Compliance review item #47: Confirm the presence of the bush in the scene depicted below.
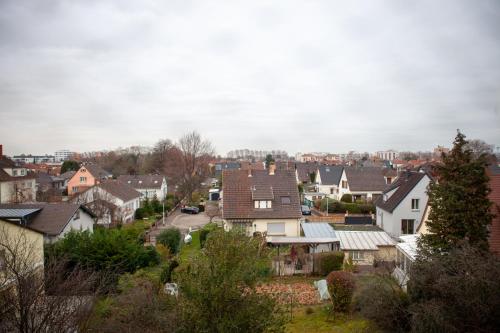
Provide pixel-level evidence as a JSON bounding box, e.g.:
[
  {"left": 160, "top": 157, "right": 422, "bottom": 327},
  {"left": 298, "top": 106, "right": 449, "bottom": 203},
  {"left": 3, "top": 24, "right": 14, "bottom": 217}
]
[
  {"left": 134, "top": 207, "right": 147, "bottom": 220},
  {"left": 160, "top": 259, "right": 179, "bottom": 284},
  {"left": 340, "top": 194, "right": 352, "bottom": 203},
  {"left": 319, "top": 199, "right": 375, "bottom": 214},
  {"left": 326, "top": 271, "right": 355, "bottom": 313},
  {"left": 315, "top": 251, "right": 344, "bottom": 275},
  {"left": 199, "top": 223, "right": 218, "bottom": 248},
  {"left": 156, "top": 228, "right": 181, "bottom": 254},
  {"left": 354, "top": 275, "right": 410, "bottom": 332}
]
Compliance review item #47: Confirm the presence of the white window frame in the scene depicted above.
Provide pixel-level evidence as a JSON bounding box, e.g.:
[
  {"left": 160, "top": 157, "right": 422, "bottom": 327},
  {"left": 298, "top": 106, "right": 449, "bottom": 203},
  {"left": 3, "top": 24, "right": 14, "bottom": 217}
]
[
  {"left": 401, "top": 219, "right": 415, "bottom": 235},
  {"left": 411, "top": 198, "right": 420, "bottom": 211},
  {"left": 349, "top": 251, "right": 364, "bottom": 261}
]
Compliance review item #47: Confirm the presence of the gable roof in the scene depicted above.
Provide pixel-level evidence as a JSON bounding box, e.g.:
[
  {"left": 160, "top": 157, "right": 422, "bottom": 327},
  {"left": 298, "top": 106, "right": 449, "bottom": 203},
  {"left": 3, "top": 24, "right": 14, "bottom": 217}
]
[
  {"left": 82, "top": 164, "right": 111, "bottom": 179},
  {"left": 0, "top": 156, "right": 36, "bottom": 182},
  {"left": 98, "top": 180, "right": 141, "bottom": 202},
  {"left": 117, "top": 175, "right": 165, "bottom": 189},
  {"left": 344, "top": 167, "right": 388, "bottom": 192},
  {"left": 296, "top": 163, "right": 318, "bottom": 182},
  {"left": 222, "top": 169, "right": 302, "bottom": 220},
  {"left": 335, "top": 230, "right": 396, "bottom": 250},
  {"left": 0, "top": 203, "right": 94, "bottom": 236},
  {"left": 317, "top": 165, "right": 344, "bottom": 185},
  {"left": 59, "top": 170, "right": 76, "bottom": 180},
  {"left": 375, "top": 171, "right": 428, "bottom": 213}
]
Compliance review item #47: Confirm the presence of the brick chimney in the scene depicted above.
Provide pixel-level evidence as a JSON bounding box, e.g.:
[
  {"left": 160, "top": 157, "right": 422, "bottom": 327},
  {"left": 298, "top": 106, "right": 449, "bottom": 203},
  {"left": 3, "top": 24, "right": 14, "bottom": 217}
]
[
  {"left": 248, "top": 169, "right": 252, "bottom": 177},
  {"left": 0, "top": 144, "right": 3, "bottom": 157},
  {"left": 269, "top": 163, "right": 276, "bottom": 175}
]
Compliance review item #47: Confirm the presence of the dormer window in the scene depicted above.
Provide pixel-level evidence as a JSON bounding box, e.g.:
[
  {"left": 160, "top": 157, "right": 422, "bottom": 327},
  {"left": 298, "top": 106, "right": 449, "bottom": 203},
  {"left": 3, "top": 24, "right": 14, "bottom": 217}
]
[
  {"left": 254, "top": 200, "right": 272, "bottom": 209},
  {"left": 128, "top": 181, "right": 131, "bottom": 183},
  {"left": 138, "top": 180, "right": 142, "bottom": 184},
  {"left": 154, "top": 180, "right": 158, "bottom": 184}
]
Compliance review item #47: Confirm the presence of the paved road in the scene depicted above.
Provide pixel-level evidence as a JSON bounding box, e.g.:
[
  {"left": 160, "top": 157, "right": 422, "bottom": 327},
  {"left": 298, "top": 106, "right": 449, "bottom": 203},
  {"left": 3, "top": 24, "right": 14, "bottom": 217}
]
[{"left": 147, "top": 208, "right": 211, "bottom": 245}]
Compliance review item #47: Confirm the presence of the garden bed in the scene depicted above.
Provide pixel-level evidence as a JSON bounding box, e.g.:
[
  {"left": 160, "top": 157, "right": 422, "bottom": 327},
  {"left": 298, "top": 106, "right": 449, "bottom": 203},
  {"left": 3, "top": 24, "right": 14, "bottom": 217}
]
[{"left": 256, "top": 281, "right": 321, "bottom": 305}]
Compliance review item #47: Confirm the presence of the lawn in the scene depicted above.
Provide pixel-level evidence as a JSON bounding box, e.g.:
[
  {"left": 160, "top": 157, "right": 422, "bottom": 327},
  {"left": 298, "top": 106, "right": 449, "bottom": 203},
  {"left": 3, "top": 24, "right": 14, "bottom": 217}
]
[
  {"left": 286, "top": 305, "right": 378, "bottom": 333},
  {"left": 179, "top": 230, "right": 201, "bottom": 262}
]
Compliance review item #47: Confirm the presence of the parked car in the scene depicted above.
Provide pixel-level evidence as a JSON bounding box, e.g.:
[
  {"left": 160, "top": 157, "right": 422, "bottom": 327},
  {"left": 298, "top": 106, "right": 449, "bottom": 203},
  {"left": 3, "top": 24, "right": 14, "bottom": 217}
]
[
  {"left": 301, "top": 205, "right": 311, "bottom": 215},
  {"left": 181, "top": 206, "right": 200, "bottom": 214}
]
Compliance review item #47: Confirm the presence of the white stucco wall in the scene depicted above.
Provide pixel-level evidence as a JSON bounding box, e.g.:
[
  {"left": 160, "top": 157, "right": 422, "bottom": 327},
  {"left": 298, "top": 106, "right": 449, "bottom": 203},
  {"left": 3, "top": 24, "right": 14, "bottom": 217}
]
[
  {"left": 376, "top": 175, "right": 431, "bottom": 238},
  {"left": 225, "top": 218, "right": 301, "bottom": 237},
  {"left": 46, "top": 208, "right": 94, "bottom": 243}
]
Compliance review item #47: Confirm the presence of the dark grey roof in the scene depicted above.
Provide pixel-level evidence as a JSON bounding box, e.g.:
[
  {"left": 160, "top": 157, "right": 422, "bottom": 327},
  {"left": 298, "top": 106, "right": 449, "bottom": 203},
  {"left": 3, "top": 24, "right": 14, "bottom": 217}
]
[
  {"left": 98, "top": 180, "right": 141, "bottom": 202},
  {"left": 117, "top": 175, "right": 165, "bottom": 189},
  {"left": 83, "top": 164, "right": 112, "bottom": 179},
  {"left": 59, "top": 170, "right": 76, "bottom": 180},
  {"left": 317, "top": 165, "right": 344, "bottom": 185},
  {"left": 376, "top": 171, "right": 428, "bottom": 213}
]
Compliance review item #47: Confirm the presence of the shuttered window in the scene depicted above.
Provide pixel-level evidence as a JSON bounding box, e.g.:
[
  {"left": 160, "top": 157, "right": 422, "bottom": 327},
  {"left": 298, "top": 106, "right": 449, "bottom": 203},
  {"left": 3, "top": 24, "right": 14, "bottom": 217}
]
[{"left": 267, "top": 223, "right": 285, "bottom": 235}]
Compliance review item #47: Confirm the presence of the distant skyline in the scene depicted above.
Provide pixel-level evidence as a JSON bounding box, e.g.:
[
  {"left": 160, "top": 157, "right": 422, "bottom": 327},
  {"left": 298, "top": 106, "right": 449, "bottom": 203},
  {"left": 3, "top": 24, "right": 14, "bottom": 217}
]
[{"left": 1, "top": 0, "right": 499, "bottom": 156}]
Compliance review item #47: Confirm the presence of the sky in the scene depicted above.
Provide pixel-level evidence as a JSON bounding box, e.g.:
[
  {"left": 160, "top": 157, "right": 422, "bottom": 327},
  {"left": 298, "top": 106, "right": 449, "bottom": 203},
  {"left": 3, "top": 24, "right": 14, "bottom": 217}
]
[{"left": 1, "top": 0, "right": 499, "bottom": 156}]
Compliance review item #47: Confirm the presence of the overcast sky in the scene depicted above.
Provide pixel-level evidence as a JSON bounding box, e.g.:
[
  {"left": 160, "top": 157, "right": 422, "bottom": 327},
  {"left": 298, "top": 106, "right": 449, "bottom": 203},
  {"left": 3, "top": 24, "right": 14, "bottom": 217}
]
[{"left": 1, "top": 0, "right": 499, "bottom": 156}]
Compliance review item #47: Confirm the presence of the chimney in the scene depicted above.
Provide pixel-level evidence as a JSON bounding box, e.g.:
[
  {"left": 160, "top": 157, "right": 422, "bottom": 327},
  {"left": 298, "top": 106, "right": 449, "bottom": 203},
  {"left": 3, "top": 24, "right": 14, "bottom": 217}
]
[
  {"left": 0, "top": 144, "right": 2, "bottom": 157},
  {"left": 248, "top": 169, "right": 252, "bottom": 177},
  {"left": 269, "top": 163, "right": 276, "bottom": 176}
]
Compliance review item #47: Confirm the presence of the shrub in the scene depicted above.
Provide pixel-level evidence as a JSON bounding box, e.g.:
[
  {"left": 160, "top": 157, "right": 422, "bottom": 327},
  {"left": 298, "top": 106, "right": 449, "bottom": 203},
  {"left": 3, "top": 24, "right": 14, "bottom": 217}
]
[
  {"left": 199, "top": 223, "right": 218, "bottom": 248},
  {"left": 326, "top": 271, "right": 355, "bottom": 313},
  {"left": 134, "top": 207, "right": 147, "bottom": 220},
  {"left": 160, "top": 259, "right": 179, "bottom": 284},
  {"left": 156, "top": 228, "right": 181, "bottom": 254},
  {"left": 354, "top": 275, "right": 410, "bottom": 332},
  {"left": 315, "top": 251, "right": 344, "bottom": 275},
  {"left": 340, "top": 194, "right": 353, "bottom": 203}
]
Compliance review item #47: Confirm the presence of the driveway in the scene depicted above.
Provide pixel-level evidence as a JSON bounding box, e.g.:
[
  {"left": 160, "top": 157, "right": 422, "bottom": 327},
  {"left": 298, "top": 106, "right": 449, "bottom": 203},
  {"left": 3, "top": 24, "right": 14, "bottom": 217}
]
[{"left": 147, "top": 208, "right": 211, "bottom": 245}]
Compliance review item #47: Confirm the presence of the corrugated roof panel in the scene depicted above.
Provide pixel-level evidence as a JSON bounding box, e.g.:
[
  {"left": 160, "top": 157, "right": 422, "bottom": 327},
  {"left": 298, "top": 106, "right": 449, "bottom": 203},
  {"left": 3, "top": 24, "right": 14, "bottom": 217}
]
[
  {"left": 0, "top": 208, "right": 41, "bottom": 218},
  {"left": 301, "top": 222, "right": 336, "bottom": 239},
  {"left": 336, "top": 231, "right": 396, "bottom": 250}
]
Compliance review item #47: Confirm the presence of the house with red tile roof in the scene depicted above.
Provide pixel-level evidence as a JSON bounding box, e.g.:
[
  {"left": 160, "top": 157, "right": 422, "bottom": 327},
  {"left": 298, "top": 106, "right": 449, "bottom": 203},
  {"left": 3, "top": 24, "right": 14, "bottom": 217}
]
[
  {"left": 67, "top": 164, "right": 112, "bottom": 196},
  {"left": 487, "top": 163, "right": 500, "bottom": 256},
  {"left": 221, "top": 165, "right": 302, "bottom": 237}
]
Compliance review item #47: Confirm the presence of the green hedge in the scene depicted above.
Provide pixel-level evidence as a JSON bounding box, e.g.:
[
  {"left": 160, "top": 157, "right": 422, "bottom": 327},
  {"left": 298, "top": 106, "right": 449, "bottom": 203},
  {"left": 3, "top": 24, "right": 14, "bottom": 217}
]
[
  {"left": 320, "top": 199, "right": 375, "bottom": 214},
  {"left": 314, "top": 251, "right": 345, "bottom": 276}
]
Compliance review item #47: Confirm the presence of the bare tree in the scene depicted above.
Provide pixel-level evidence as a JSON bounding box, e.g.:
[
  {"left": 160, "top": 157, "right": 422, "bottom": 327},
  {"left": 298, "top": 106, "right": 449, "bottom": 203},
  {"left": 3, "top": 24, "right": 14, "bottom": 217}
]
[
  {"left": 465, "top": 139, "right": 494, "bottom": 158},
  {"left": 71, "top": 187, "right": 119, "bottom": 226},
  {"left": 173, "top": 131, "right": 215, "bottom": 201},
  {"left": 0, "top": 225, "right": 100, "bottom": 333},
  {"left": 205, "top": 203, "right": 221, "bottom": 223}
]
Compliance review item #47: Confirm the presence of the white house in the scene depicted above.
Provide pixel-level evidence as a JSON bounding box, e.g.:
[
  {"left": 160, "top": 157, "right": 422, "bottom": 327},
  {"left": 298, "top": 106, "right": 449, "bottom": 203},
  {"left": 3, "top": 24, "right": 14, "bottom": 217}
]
[
  {"left": 0, "top": 148, "right": 37, "bottom": 203},
  {"left": 0, "top": 203, "right": 95, "bottom": 243},
  {"left": 375, "top": 171, "right": 432, "bottom": 238},
  {"left": 315, "top": 165, "right": 344, "bottom": 199},
  {"left": 222, "top": 166, "right": 303, "bottom": 237},
  {"left": 73, "top": 180, "right": 141, "bottom": 224},
  {"left": 117, "top": 175, "right": 167, "bottom": 201},
  {"left": 342, "top": 167, "right": 396, "bottom": 202}
]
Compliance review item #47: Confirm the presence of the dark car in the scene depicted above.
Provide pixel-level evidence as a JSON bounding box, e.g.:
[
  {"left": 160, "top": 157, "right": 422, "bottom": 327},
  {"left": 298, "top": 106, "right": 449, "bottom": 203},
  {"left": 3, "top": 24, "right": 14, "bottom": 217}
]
[
  {"left": 301, "top": 205, "right": 311, "bottom": 215},
  {"left": 181, "top": 206, "right": 200, "bottom": 214}
]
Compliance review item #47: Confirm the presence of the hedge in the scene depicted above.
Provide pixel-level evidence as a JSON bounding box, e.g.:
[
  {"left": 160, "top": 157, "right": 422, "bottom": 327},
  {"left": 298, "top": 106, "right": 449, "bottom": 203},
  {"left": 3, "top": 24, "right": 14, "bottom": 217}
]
[{"left": 314, "top": 251, "right": 345, "bottom": 275}]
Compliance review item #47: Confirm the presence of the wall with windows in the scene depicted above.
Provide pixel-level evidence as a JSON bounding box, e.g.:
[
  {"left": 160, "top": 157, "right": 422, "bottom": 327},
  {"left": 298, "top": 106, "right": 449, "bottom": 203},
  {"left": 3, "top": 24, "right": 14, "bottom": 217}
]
[
  {"left": 342, "top": 246, "right": 396, "bottom": 266},
  {"left": 67, "top": 167, "right": 96, "bottom": 196},
  {"left": 376, "top": 175, "right": 430, "bottom": 238},
  {"left": 224, "top": 218, "right": 301, "bottom": 237}
]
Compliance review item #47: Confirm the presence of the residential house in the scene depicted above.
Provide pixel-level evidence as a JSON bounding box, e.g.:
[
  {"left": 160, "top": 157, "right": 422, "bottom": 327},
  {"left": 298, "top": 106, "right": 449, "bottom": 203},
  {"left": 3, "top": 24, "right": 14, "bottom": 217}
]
[
  {"left": 295, "top": 162, "right": 318, "bottom": 184},
  {"left": 214, "top": 162, "right": 241, "bottom": 177},
  {"left": 222, "top": 165, "right": 303, "bottom": 237},
  {"left": 315, "top": 165, "right": 344, "bottom": 199},
  {"left": 0, "top": 146, "right": 37, "bottom": 203},
  {"left": 36, "top": 173, "right": 65, "bottom": 193},
  {"left": 67, "top": 164, "right": 112, "bottom": 196},
  {"left": 73, "top": 180, "right": 141, "bottom": 224},
  {"left": 0, "top": 203, "right": 95, "bottom": 243},
  {"left": 117, "top": 175, "right": 167, "bottom": 201},
  {"left": 59, "top": 170, "right": 76, "bottom": 189},
  {"left": 0, "top": 218, "right": 45, "bottom": 288},
  {"left": 341, "top": 166, "right": 396, "bottom": 202},
  {"left": 487, "top": 163, "right": 500, "bottom": 256},
  {"left": 375, "top": 171, "right": 432, "bottom": 238}
]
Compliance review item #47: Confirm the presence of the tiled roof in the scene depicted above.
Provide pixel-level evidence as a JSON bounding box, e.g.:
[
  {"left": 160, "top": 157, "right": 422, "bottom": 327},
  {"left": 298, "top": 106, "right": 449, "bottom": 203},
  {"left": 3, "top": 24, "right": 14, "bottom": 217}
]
[
  {"left": 0, "top": 203, "right": 93, "bottom": 236},
  {"left": 335, "top": 230, "right": 396, "bottom": 250},
  {"left": 117, "top": 175, "right": 165, "bottom": 189},
  {"left": 222, "top": 169, "right": 302, "bottom": 220},
  {"left": 376, "top": 171, "right": 427, "bottom": 213},
  {"left": 318, "top": 165, "right": 344, "bottom": 186},
  {"left": 296, "top": 163, "right": 318, "bottom": 182},
  {"left": 98, "top": 180, "right": 141, "bottom": 202},
  {"left": 345, "top": 166, "right": 388, "bottom": 191},
  {"left": 0, "top": 156, "right": 37, "bottom": 182},
  {"left": 59, "top": 170, "right": 76, "bottom": 180},
  {"left": 0, "top": 156, "right": 17, "bottom": 168},
  {"left": 83, "top": 164, "right": 112, "bottom": 179}
]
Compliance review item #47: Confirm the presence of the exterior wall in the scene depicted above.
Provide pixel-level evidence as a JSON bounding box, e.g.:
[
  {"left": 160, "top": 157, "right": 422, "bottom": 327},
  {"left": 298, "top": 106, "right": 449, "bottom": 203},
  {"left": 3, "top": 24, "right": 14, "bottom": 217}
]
[
  {"left": 225, "top": 218, "right": 301, "bottom": 237},
  {"left": 376, "top": 175, "right": 431, "bottom": 238},
  {"left": 0, "top": 220, "right": 44, "bottom": 282},
  {"left": 68, "top": 167, "right": 97, "bottom": 196},
  {"left": 0, "top": 179, "right": 37, "bottom": 203},
  {"left": 342, "top": 246, "right": 396, "bottom": 266},
  {"left": 338, "top": 170, "right": 349, "bottom": 200},
  {"left": 488, "top": 172, "right": 500, "bottom": 256},
  {"left": 121, "top": 198, "right": 140, "bottom": 223}
]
